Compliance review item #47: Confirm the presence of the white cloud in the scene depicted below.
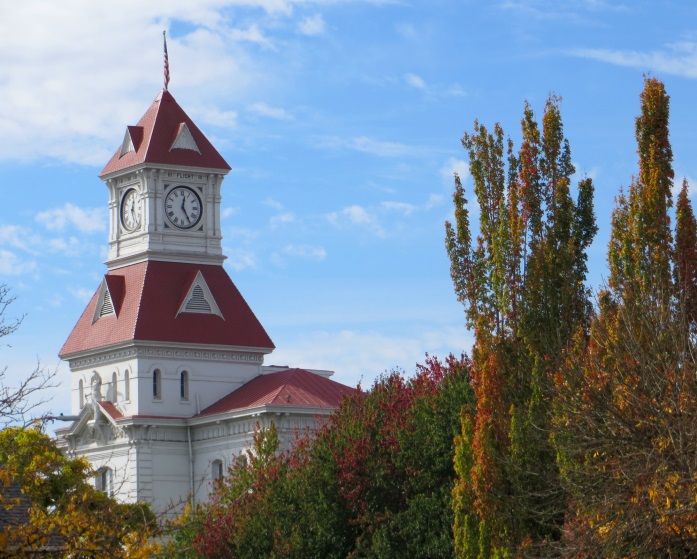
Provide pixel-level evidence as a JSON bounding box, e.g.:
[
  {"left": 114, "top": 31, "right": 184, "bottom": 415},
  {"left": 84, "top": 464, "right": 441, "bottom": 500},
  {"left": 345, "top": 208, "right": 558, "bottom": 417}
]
[
  {"left": 228, "top": 23, "right": 274, "bottom": 48},
  {"left": 284, "top": 244, "right": 327, "bottom": 261},
  {"left": 381, "top": 201, "right": 417, "bottom": 216},
  {"left": 69, "top": 287, "right": 95, "bottom": 303},
  {"left": 0, "top": 225, "right": 41, "bottom": 253},
  {"left": 263, "top": 198, "right": 284, "bottom": 211},
  {"left": 35, "top": 203, "right": 106, "bottom": 233},
  {"left": 226, "top": 249, "right": 257, "bottom": 271},
  {"left": 298, "top": 14, "right": 326, "bottom": 36},
  {"left": 327, "top": 205, "right": 384, "bottom": 237},
  {"left": 0, "top": 249, "right": 37, "bottom": 276},
  {"left": 571, "top": 42, "right": 697, "bottom": 79},
  {"left": 439, "top": 157, "right": 469, "bottom": 185},
  {"left": 318, "top": 136, "right": 427, "bottom": 158},
  {"left": 270, "top": 212, "right": 296, "bottom": 227},
  {"left": 426, "top": 193, "right": 445, "bottom": 209},
  {"left": 404, "top": 72, "right": 427, "bottom": 90},
  {"left": 222, "top": 207, "right": 239, "bottom": 219},
  {"left": 193, "top": 106, "right": 239, "bottom": 129},
  {"left": 248, "top": 102, "right": 293, "bottom": 120},
  {"left": 47, "top": 236, "right": 83, "bottom": 256},
  {"left": 269, "top": 326, "right": 474, "bottom": 387}
]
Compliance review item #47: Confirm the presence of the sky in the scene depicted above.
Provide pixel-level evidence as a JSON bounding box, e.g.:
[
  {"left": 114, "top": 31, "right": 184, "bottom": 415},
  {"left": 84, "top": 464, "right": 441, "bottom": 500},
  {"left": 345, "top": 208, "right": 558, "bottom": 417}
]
[{"left": 2, "top": 0, "right": 697, "bottom": 420}]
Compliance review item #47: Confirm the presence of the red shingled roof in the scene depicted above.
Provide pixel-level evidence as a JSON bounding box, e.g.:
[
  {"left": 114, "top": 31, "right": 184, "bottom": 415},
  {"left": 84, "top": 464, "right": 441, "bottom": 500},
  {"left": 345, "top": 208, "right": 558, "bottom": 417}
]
[
  {"left": 99, "top": 90, "right": 230, "bottom": 177},
  {"left": 60, "top": 261, "right": 274, "bottom": 357},
  {"left": 198, "top": 368, "right": 354, "bottom": 416},
  {"left": 98, "top": 401, "right": 124, "bottom": 420}
]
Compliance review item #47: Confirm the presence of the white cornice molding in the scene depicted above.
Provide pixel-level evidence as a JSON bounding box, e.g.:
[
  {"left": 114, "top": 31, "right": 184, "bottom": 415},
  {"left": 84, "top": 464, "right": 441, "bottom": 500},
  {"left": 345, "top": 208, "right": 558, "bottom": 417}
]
[
  {"left": 64, "top": 340, "right": 272, "bottom": 370},
  {"left": 101, "top": 163, "right": 230, "bottom": 182}
]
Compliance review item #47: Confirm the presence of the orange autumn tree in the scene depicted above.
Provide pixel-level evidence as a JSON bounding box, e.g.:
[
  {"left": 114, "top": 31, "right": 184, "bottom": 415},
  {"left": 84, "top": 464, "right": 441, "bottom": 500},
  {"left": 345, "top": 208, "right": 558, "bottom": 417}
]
[
  {"left": 553, "top": 77, "right": 697, "bottom": 556},
  {"left": 0, "top": 427, "right": 159, "bottom": 559},
  {"left": 446, "top": 96, "right": 596, "bottom": 557}
]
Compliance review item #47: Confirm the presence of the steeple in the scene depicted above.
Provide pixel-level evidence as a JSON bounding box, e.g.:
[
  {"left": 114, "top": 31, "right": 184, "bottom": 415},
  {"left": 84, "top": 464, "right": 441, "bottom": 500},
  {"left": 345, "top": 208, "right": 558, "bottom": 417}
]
[{"left": 100, "top": 90, "right": 231, "bottom": 269}]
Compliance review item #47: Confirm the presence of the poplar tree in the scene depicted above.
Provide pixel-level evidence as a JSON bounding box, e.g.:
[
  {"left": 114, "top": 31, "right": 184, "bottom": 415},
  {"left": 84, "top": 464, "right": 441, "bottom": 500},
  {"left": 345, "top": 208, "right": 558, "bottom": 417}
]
[
  {"left": 553, "top": 77, "right": 697, "bottom": 556},
  {"left": 446, "top": 96, "right": 596, "bottom": 557}
]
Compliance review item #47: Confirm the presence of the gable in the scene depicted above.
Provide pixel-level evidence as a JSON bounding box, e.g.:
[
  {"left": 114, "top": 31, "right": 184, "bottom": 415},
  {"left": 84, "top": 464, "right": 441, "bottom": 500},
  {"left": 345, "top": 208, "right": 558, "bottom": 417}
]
[
  {"left": 170, "top": 122, "right": 201, "bottom": 153},
  {"left": 177, "top": 270, "right": 224, "bottom": 319}
]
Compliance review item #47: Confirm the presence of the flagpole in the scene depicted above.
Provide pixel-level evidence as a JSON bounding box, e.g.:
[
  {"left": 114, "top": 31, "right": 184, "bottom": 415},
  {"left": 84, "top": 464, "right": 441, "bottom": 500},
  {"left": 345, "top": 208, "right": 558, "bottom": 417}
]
[{"left": 163, "top": 30, "right": 170, "bottom": 91}]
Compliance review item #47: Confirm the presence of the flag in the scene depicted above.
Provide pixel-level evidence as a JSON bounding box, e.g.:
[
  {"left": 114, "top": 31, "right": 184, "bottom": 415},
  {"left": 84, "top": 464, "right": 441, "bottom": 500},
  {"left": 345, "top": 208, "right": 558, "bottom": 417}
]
[{"left": 163, "top": 30, "right": 170, "bottom": 91}]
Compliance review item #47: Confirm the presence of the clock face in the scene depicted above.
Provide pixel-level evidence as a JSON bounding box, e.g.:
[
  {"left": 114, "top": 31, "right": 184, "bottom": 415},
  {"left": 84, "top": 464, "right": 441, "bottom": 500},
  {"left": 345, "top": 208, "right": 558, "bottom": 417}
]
[
  {"left": 165, "top": 186, "right": 202, "bottom": 230},
  {"left": 120, "top": 188, "right": 142, "bottom": 232}
]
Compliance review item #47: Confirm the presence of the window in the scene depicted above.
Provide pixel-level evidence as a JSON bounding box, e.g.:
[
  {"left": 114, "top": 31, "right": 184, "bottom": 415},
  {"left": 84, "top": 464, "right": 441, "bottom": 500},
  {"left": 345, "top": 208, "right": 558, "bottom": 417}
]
[
  {"left": 153, "top": 369, "right": 161, "bottom": 399},
  {"left": 212, "top": 459, "right": 223, "bottom": 481},
  {"left": 180, "top": 370, "right": 189, "bottom": 401},
  {"left": 79, "top": 379, "right": 84, "bottom": 409},
  {"left": 96, "top": 467, "right": 113, "bottom": 496},
  {"left": 124, "top": 370, "right": 130, "bottom": 401},
  {"left": 111, "top": 372, "right": 118, "bottom": 402}
]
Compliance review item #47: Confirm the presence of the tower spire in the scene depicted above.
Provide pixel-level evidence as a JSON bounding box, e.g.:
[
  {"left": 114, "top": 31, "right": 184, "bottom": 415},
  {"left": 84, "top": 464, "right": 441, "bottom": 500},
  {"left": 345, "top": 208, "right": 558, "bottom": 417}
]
[{"left": 163, "top": 30, "right": 170, "bottom": 91}]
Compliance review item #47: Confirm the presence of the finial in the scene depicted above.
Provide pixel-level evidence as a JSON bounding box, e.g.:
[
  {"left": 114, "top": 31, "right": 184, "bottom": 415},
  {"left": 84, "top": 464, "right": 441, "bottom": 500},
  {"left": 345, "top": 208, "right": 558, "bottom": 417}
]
[{"left": 163, "top": 30, "right": 170, "bottom": 91}]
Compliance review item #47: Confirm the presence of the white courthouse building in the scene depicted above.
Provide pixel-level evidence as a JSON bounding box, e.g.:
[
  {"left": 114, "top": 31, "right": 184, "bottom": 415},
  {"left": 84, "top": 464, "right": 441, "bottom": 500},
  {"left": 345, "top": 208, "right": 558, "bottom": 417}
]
[{"left": 55, "top": 87, "right": 351, "bottom": 511}]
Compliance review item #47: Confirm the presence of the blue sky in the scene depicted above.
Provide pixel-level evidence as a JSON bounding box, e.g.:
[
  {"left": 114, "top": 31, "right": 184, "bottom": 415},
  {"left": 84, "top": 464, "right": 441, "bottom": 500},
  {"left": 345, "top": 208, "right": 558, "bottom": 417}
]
[{"left": 2, "top": 0, "right": 697, "bottom": 418}]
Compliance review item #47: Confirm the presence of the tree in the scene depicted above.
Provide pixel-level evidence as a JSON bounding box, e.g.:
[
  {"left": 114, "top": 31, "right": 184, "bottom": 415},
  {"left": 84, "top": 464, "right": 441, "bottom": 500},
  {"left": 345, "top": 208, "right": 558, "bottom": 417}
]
[
  {"left": 552, "top": 77, "right": 697, "bottom": 556},
  {"left": 446, "top": 96, "right": 597, "bottom": 557},
  {"left": 0, "top": 285, "right": 58, "bottom": 428},
  {"left": 163, "top": 354, "right": 474, "bottom": 559},
  {"left": 0, "top": 427, "right": 159, "bottom": 558}
]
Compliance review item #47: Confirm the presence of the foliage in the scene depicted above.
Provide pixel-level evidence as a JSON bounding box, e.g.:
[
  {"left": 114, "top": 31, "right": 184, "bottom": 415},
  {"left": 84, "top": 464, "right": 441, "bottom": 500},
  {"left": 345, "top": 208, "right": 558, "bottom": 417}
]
[
  {"left": 0, "top": 426, "right": 159, "bottom": 558},
  {"left": 552, "top": 77, "right": 697, "bottom": 556},
  {"left": 162, "top": 354, "right": 473, "bottom": 559},
  {"left": 446, "top": 95, "right": 596, "bottom": 557}
]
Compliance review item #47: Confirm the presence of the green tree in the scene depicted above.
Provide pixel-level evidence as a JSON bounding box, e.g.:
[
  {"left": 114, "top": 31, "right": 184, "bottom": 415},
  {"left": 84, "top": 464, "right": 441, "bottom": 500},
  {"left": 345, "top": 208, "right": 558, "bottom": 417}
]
[
  {"left": 164, "top": 355, "right": 473, "bottom": 559},
  {"left": 553, "top": 77, "right": 697, "bottom": 556},
  {"left": 446, "top": 96, "right": 597, "bottom": 557}
]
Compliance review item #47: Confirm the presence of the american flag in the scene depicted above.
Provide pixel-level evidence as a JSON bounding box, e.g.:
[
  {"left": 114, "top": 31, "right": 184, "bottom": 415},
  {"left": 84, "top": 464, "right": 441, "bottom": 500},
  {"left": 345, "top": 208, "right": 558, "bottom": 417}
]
[{"left": 163, "top": 30, "right": 170, "bottom": 91}]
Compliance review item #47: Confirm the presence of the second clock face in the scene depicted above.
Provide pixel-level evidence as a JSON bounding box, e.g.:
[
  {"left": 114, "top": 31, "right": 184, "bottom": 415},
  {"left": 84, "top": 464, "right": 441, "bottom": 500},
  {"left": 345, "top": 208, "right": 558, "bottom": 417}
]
[
  {"left": 165, "top": 186, "right": 202, "bottom": 230},
  {"left": 120, "top": 188, "right": 142, "bottom": 232}
]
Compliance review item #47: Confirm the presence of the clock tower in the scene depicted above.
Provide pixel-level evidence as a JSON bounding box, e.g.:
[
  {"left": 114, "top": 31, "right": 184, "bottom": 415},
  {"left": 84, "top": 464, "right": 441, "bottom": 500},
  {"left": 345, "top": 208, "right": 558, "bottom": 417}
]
[
  {"left": 102, "top": 89, "right": 229, "bottom": 269},
  {"left": 56, "top": 85, "right": 352, "bottom": 511}
]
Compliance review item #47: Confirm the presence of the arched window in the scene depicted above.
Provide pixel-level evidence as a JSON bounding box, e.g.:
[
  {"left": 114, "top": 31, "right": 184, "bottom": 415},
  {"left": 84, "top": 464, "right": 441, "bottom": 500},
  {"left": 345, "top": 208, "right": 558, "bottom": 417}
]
[
  {"left": 78, "top": 379, "right": 84, "bottom": 409},
  {"left": 96, "top": 467, "right": 113, "bottom": 496},
  {"left": 180, "top": 370, "right": 189, "bottom": 401},
  {"left": 111, "top": 372, "right": 118, "bottom": 402},
  {"left": 153, "top": 369, "right": 162, "bottom": 399},
  {"left": 212, "top": 459, "right": 223, "bottom": 481},
  {"left": 124, "top": 369, "right": 130, "bottom": 401}
]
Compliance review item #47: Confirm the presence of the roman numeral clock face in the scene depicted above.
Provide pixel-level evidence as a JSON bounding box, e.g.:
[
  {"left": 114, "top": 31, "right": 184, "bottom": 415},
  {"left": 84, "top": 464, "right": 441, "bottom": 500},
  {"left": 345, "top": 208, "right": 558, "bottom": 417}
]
[{"left": 164, "top": 186, "right": 202, "bottom": 230}]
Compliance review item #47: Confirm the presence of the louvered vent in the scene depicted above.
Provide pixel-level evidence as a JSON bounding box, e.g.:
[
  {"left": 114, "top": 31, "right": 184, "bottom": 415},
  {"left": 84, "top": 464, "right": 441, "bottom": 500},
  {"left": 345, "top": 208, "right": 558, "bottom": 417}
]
[
  {"left": 185, "top": 285, "right": 211, "bottom": 313},
  {"left": 100, "top": 290, "right": 115, "bottom": 317}
]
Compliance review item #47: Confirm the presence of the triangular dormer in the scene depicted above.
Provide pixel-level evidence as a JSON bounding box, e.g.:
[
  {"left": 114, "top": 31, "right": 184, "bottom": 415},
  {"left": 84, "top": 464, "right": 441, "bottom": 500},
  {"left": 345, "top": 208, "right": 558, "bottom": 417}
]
[
  {"left": 170, "top": 122, "right": 201, "bottom": 154},
  {"left": 176, "top": 270, "right": 224, "bottom": 319},
  {"left": 119, "top": 126, "right": 144, "bottom": 158},
  {"left": 91, "top": 275, "right": 125, "bottom": 323}
]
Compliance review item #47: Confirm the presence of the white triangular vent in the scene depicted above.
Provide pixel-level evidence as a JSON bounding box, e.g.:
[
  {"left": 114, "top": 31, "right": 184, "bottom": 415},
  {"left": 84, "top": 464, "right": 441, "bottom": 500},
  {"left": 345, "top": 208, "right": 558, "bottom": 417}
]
[
  {"left": 100, "top": 290, "right": 115, "bottom": 317},
  {"left": 185, "top": 285, "right": 211, "bottom": 312},
  {"left": 92, "top": 278, "right": 117, "bottom": 323},
  {"left": 177, "top": 271, "right": 224, "bottom": 319},
  {"left": 120, "top": 129, "right": 135, "bottom": 157},
  {"left": 170, "top": 123, "right": 201, "bottom": 154}
]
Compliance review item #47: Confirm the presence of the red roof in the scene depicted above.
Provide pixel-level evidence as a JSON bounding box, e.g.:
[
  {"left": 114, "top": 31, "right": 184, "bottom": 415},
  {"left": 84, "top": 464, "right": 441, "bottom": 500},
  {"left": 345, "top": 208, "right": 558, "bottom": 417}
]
[
  {"left": 99, "top": 90, "right": 231, "bottom": 177},
  {"left": 98, "top": 401, "right": 124, "bottom": 420},
  {"left": 60, "top": 261, "right": 274, "bottom": 357},
  {"left": 198, "top": 368, "right": 354, "bottom": 416}
]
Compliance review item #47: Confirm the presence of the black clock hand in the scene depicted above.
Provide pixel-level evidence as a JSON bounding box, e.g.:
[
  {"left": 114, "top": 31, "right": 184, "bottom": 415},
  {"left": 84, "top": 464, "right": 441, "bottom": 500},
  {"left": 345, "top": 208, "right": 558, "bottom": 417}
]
[{"left": 181, "top": 194, "right": 191, "bottom": 222}]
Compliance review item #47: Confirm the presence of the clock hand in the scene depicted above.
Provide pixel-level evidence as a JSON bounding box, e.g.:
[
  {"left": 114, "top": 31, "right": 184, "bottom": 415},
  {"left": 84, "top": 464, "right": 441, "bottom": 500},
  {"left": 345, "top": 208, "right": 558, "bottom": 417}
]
[{"left": 181, "top": 194, "right": 191, "bottom": 222}]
